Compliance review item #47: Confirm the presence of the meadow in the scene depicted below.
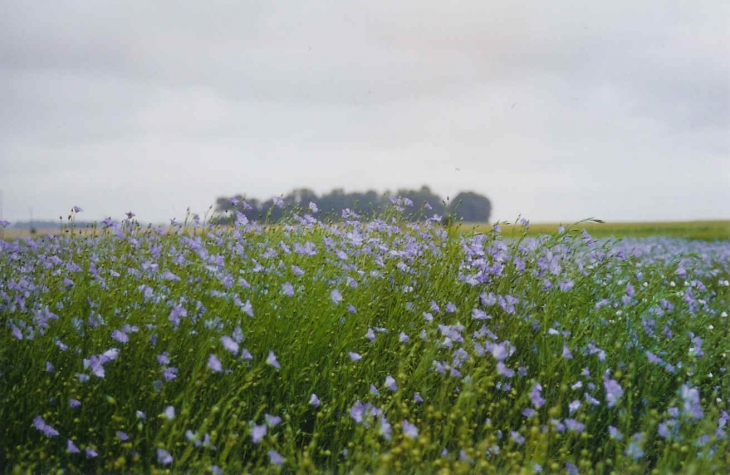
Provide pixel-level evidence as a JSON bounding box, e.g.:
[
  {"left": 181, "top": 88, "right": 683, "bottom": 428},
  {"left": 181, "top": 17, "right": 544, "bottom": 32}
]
[
  {"left": 0, "top": 204, "right": 729, "bottom": 474},
  {"left": 469, "top": 220, "right": 730, "bottom": 242}
]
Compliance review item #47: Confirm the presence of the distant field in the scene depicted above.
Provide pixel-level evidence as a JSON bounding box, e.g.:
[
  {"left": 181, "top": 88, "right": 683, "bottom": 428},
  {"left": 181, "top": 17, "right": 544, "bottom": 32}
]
[
  {"left": 2, "top": 220, "right": 729, "bottom": 241},
  {"left": 465, "top": 220, "right": 730, "bottom": 241}
]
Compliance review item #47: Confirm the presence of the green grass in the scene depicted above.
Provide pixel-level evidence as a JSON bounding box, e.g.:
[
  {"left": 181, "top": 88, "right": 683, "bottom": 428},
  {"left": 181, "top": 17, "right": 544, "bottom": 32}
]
[
  {"left": 1, "top": 213, "right": 729, "bottom": 473},
  {"left": 467, "top": 220, "right": 730, "bottom": 241}
]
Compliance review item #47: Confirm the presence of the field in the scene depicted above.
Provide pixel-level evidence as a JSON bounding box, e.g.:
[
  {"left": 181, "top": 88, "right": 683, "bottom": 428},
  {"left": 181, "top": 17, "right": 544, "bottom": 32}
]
[
  {"left": 4, "top": 219, "right": 730, "bottom": 242},
  {"left": 468, "top": 220, "right": 730, "bottom": 242},
  {"left": 1, "top": 208, "right": 729, "bottom": 473}
]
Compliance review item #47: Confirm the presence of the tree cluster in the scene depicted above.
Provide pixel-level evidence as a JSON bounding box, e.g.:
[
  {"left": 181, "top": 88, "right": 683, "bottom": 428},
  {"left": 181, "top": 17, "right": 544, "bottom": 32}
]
[{"left": 213, "top": 186, "right": 491, "bottom": 224}]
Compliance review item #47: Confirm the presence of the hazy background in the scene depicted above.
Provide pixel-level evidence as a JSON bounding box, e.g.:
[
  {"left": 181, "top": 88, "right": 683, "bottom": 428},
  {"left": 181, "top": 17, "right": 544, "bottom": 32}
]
[{"left": 1, "top": 0, "right": 728, "bottom": 225}]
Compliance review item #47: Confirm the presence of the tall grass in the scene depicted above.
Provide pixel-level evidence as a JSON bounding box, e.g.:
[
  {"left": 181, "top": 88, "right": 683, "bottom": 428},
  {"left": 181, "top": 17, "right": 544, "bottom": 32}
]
[{"left": 1, "top": 205, "right": 728, "bottom": 473}]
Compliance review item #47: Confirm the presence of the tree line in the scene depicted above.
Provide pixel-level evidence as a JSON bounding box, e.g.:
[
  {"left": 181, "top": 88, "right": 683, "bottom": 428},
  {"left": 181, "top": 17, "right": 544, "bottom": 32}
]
[{"left": 213, "top": 186, "right": 491, "bottom": 224}]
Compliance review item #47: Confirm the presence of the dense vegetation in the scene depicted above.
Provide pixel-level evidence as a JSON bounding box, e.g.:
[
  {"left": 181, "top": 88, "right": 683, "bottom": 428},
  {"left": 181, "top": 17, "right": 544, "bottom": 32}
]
[
  {"left": 1, "top": 203, "right": 728, "bottom": 473},
  {"left": 213, "top": 186, "right": 492, "bottom": 224}
]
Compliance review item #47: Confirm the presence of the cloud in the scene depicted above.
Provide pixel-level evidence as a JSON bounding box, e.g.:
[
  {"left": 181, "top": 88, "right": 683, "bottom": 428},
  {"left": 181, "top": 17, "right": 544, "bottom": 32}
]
[{"left": 0, "top": 0, "right": 727, "bottom": 223}]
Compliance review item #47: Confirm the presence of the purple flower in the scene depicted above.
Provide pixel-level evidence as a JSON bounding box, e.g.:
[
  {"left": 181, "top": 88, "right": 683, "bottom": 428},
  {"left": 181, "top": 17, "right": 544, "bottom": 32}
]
[
  {"left": 446, "top": 302, "right": 457, "bottom": 313},
  {"left": 85, "top": 447, "right": 98, "bottom": 458},
  {"left": 350, "top": 401, "right": 365, "bottom": 422},
  {"left": 72, "top": 206, "right": 83, "bottom": 213},
  {"left": 489, "top": 341, "right": 513, "bottom": 361},
  {"left": 208, "top": 354, "right": 222, "bottom": 372},
  {"left": 157, "top": 352, "right": 171, "bottom": 365},
  {"left": 265, "top": 414, "right": 281, "bottom": 427},
  {"left": 282, "top": 282, "right": 295, "bottom": 297},
  {"left": 379, "top": 416, "right": 392, "bottom": 441},
  {"left": 161, "top": 270, "right": 181, "bottom": 282},
  {"left": 69, "top": 398, "right": 81, "bottom": 408},
  {"left": 0, "top": 220, "right": 10, "bottom": 228},
  {"left": 33, "top": 416, "right": 59, "bottom": 437},
  {"left": 348, "top": 352, "right": 362, "bottom": 362},
  {"left": 242, "top": 300, "right": 254, "bottom": 317},
  {"left": 522, "top": 408, "right": 536, "bottom": 418},
  {"left": 163, "top": 366, "right": 178, "bottom": 381},
  {"left": 562, "top": 346, "right": 573, "bottom": 359},
  {"left": 531, "top": 383, "right": 546, "bottom": 408},
  {"left": 564, "top": 419, "right": 585, "bottom": 432},
  {"left": 67, "top": 439, "right": 80, "bottom": 454},
  {"left": 251, "top": 424, "right": 267, "bottom": 444},
  {"left": 566, "top": 461, "right": 578, "bottom": 475},
  {"left": 646, "top": 351, "right": 663, "bottom": 364},
  {"left": 111, "top": 329, "right": 128, "bottom": 343},
  {"left": 587, "top": 343, "right": 606, "bottom": 361},
  {"left": 366, "top": 328, "right": 376, "bottom": 342},
  {"left": 84, "top": 356, "right": 105, "bottom": 378},
  {"left": 330, "top": 289, "right": 343, "bottom": 304},
  {"left": 497, "top": 362, "right": 514, "bottom": 378},
  {"left": 221, "top": 336, "right": 239, "bottom": 355},
  {"left": 510, "top": 431, "right": 525, "bottom": 445},
  {"left": 472, "top": 308, "right": 489, "bottom": 320},
  {"left": 268, "top": 450, "right": 284, "bottom": 466},
  {"left": 626, "top": 282, "right": 635, "bottom": 297},
  {"left": 625, "top": 433, "right": 644, "bottom": 460},
  {"left": 117, "top": 431, "right": 129, "bottom": 441},
  {"left": 608, "top": 426, "right": 623, "bottom": 440},
  {"left": 399, "top": 332, "right": 410, "bottom": 343},
  {"left": 604, "top": 373, "right": 624, "bottom": 408},
  {"left": 414, "top": 393, "right": 423, "bottom": 403},
  {"left": 136, "top": 410, "right": 147, "bottom": 420},
  {"left": 370, "top": 384, "right": 380, "bottom": 396},
  {"left": 658, "top": 421, "right": 675, "bottom": 439},
  {"left": 241, "top": 349, "right": 253, "bottom": 360},
  {"left": 163, "top": 405, "right": 175, "bottom": 419},
  {"left": 309, "top": 393, "right": 321, "bottom": 407},
  {"left": 385, "top": 375, "right": 397, "bottom": 392},
  {"left": 266, "top": 351, "right": 280, "bottom": 369},
  {"left": 680, "top": 384, "right": 703, "bottom": 420},
  {"left": 11, "top": 325, "right": 23, "bottom": 340},
  {"left": 157, "top": 448, "right": 173, "bottom": 465},
  {"left": 402, "top": 419, "right": 418, "bottom": 438},
  {"left": 585, "top": 393, "right": 600, "bottom": 406},
  {"left": 569, "top": 400, "right": 581, "bottom": 414}
]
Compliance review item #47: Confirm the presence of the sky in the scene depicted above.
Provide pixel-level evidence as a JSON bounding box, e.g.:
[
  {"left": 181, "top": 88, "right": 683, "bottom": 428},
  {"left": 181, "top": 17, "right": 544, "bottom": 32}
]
[{"left": 1, "top": 0, "right": 728, "bottom": 225}]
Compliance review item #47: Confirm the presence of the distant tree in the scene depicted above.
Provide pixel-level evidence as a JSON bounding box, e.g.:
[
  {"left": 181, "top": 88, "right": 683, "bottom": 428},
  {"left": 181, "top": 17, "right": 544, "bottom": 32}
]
[
  {"left": 393, "top": 186, "right": 448, "bottom": 220},
  {"left": 212, "top": 186, "right": 491, "bottom": 224},
  {"left": 450, "top": 191, "right": 492, "bottom": 222}
]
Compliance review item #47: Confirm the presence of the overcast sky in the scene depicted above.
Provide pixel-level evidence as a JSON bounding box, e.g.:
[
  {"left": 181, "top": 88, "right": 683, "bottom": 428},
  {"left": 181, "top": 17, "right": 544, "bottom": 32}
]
[{"left": 1, "top": 1, "right": 728, "bottom": 225}]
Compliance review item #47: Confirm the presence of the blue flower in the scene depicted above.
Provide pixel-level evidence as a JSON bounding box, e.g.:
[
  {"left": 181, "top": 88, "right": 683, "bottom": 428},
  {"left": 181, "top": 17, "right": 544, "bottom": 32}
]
[
  {"left": 208, "top": 354, "right": 222, "bottom": 372},
  {"left": 402, "top": 420, "right": 418, "bottom": 438},
  {"left": 268, "top": 450, "right": 284, "bottom": 466},
  {"left": 266, "top": 351, "right": 280, "bottom": 369},
  {"left": 251, "top": 424, "right": 267, "bottom": 444},
  {"left": 33, "top": 416, "right": 59, "bottom": 437},
  {"left": 157, "top": 448, "right": 173, "bottom": 465}
]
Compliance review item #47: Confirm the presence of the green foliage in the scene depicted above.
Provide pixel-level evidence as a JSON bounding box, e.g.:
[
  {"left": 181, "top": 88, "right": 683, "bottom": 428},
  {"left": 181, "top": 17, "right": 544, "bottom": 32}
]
[
  {"left": 0, "top": 211, "right": 728, "bottom": 473},
  {"left": 212, "top": 185, "right": 492, "bottom": 224}
]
